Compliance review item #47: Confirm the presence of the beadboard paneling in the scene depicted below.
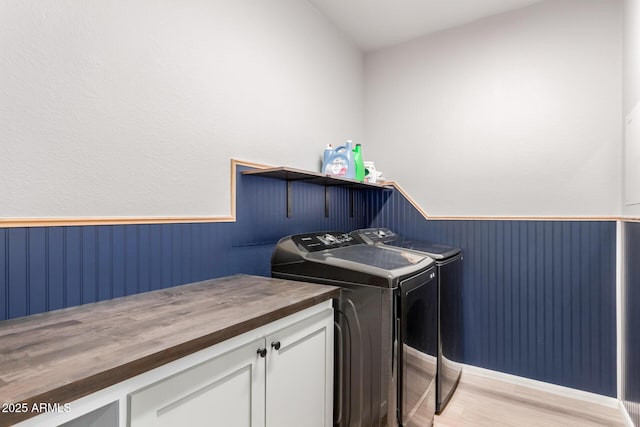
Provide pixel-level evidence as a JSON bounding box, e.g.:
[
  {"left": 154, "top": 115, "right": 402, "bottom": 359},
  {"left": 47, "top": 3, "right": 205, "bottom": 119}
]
[
  {"left": 0, "top": 166, "right": 368, "bottom": 320},
  {"left": 1, "top": 229, "right": 7, "bottom": 321},
  {"left": 0, "top": 171, "right": 618, "bottom": 399},
  {"left": 623, "top": 221, "right": 640, "bottom": 425},
  {"left": 367, "top": 188, "right": 617, "bottom": 397}
]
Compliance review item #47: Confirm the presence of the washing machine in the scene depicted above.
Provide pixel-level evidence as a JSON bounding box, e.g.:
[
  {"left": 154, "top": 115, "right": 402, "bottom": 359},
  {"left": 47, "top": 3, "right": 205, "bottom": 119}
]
[
  {"left": 271, "top": 231, "right": 437, "bottom": 427},
  {"left": 351, "top": 228, "right": 463, "bottom": 414}
]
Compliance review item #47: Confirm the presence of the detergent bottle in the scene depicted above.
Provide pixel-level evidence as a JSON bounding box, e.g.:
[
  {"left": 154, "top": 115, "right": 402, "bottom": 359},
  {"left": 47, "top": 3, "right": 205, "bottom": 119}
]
[
  {"left": 322, "top": 144, "right": 333, "bottom": 169},
  {"left": 322, "top": 140, "right": 356, "bottom": 179},
  {"left": 353, "top": 143, "right": 365, "bottom": 182}
]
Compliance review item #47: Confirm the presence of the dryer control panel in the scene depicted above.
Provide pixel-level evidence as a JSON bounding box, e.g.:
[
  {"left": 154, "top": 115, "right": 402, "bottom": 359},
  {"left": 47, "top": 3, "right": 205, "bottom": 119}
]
[
  {"left": 352, "top": 228, "right": 398, "bottom": 244},
  {"left": 292, "top": 232, "right": 361, "bottom": 252}
]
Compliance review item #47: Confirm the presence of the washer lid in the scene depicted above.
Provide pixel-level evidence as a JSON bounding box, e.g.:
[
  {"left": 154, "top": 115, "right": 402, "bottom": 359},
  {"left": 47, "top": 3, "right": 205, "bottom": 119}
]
[
  {"left": 306, "top": 244, "right": 433, "bottom": 272},
  {"left": 351, "top": 228, "right": 461, "bottom": 260},
  {"left": 390, "top": 239, "right": 461, "bottom": 260}
]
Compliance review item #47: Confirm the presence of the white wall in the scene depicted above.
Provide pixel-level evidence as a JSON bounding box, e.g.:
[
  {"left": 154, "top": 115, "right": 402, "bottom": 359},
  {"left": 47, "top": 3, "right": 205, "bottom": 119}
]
[
  {"left": 364, "top": 0, "right": 622, "bottom": 217},
  {"left": 623, "top": 0, "right": 640, "bottom": 217},
  {"left": 624, "top": 0, "right": 640, "bottom": 115},
  {"left": 0, "top": 0, "right": 363, "bottom": 218}
]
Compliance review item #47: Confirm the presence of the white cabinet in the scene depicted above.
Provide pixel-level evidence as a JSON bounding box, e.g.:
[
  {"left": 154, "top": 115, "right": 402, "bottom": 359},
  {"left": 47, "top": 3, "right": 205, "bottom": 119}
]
[
  {"left": 266, "top": 310, "right": 333, "bottom": 427},
  {"left": 14, "top": 301, "right": 333, "bottom": 427},
  {"left": 128, "top": 338, "right": 266, "bottom": 427},
  {"left": 129, "top": 305, "right": 333, "bottom": 427}
]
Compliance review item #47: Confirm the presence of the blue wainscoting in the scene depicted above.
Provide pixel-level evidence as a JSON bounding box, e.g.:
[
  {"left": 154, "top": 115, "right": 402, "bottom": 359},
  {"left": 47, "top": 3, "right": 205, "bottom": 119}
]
[
  {"left": 0, "top": 173, "right": 618, "bottom": 398},
  {"left": 366, "top": 188, "right": 617, "bottom": 397},
  {"left": 0, "top": 165, "right": 369, "bottom": 321},
  {"left": 623, "top": 221, "right": 640, "bottom": 424}
]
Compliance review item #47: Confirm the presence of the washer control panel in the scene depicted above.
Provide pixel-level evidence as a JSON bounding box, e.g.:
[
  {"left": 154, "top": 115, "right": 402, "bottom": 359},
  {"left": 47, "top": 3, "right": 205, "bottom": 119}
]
[
  {"left": 353, "top": 228, "right": 398, "bottom": 244},
  {"left": 292, "top": 232, "right": 360, "bottom": 252}
]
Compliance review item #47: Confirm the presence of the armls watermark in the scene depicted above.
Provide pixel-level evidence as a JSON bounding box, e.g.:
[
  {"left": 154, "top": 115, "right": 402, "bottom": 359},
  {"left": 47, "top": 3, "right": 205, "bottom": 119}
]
[{"left": 2, "top": 402, "right": 71, "bottom": 414}]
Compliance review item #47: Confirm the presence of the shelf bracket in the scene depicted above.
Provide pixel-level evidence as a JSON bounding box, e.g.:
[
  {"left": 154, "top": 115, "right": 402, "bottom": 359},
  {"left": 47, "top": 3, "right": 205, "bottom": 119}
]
[
  {"left": 287, "top": 181, "right": 293, "bottom": 218},
  {"left": 325, "top": 186, "right": 330, "bottom": 218},
  {"left": 349, "top": 188, "right": 354, "bottom": 218}
]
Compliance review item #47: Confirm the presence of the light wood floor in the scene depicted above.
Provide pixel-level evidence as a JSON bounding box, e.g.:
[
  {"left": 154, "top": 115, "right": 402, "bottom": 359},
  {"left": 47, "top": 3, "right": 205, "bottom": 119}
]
[{"left": 434, "top": 371, "right": 626, "bottom": 427}]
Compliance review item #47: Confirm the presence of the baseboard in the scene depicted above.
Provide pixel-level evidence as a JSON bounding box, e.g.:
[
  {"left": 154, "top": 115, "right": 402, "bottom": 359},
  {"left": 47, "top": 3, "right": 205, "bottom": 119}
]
[
  {"left": 461, "top": 364, "right": 619, "bottom": 409},
  {"left": 620, "top": 401, "right": 635, "bottom": 427}
]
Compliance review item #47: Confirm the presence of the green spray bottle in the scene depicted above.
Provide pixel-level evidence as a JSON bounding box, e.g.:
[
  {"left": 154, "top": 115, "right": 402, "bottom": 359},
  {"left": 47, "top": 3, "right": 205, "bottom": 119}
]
[{"left": 353, "top": 143, "right": 365, "bottom": 182}]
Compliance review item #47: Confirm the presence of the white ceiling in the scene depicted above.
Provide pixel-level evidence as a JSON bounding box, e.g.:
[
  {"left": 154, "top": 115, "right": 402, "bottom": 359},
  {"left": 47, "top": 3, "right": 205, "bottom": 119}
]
[{"left": 307, "top": 0, "right": 545, "bottom": 52}]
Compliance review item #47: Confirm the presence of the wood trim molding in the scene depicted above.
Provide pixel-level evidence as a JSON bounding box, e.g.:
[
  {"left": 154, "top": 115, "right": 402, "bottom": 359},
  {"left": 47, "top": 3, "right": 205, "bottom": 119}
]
[
  {"left": 229, "top": 158, "right": 270, "bottom": 219},
  {"left": 0, "top": 160, "right": 624, "bottom": 228},
  {"left": 0, "top": 159, "right": 270, "bottom": 229},
  {"left": 386, "top": 181, "right": 620, "bottom": 222},
  {"left": 426, "top": 216, "right": 621, "bottom": 221},
  {"left": 384, "top": 181, "right": 431, "bottom": 219},
  {"left": 0, "top": 216, "right": 237, "bottom": 228}
]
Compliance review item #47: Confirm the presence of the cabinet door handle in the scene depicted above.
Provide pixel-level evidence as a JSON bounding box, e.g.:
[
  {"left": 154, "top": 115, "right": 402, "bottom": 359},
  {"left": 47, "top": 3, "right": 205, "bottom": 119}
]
[
  {"left": 257, "top": 348, "right": 267, "bottom": 358},
  {"left": 271, "top": 341, "right": 281, "bottom": 351}
]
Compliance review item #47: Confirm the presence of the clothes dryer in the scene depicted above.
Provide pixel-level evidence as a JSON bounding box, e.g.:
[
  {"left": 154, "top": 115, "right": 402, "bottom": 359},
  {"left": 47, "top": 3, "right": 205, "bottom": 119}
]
[
  {"left": 272, "top": 231, "right": 437, "bottom": 427},
  {"left": 351, "top": 228, "right": 463, "bottom": 414}
]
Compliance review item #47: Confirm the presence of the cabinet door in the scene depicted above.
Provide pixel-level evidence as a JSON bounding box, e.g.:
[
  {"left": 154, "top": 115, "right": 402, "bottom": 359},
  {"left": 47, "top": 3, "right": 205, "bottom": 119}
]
[
  {"left": 129, "top": 338, "right": 266, "bottom": 427},
  {"left": 265, "top": 309, "right": 333, "bottom": 427}
]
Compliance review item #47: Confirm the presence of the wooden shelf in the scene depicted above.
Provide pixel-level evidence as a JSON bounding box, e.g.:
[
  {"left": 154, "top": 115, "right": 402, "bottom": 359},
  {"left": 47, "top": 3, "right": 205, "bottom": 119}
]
[
  {"left": 241, "top": 166, "right": 392, "bottom": 218},
  {"left": 241, "top": 166, "right": 393, "bottom": 190}
]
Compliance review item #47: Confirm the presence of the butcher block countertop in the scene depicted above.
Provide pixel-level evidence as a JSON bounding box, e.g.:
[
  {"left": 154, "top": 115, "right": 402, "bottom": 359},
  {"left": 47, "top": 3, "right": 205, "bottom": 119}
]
[{"left": 0, "top": 274, "right": 338, "bottom": 426}]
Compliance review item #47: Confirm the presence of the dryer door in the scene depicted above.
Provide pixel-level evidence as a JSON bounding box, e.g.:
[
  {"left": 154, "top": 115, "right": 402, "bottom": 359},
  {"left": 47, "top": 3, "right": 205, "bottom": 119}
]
[
  {"left": 437, "top": 254, "right": 464, "bottom": 412},
  {"left": 398, "top": 268, "right": 437, "bottom": 427}
]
